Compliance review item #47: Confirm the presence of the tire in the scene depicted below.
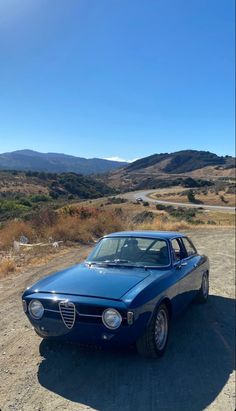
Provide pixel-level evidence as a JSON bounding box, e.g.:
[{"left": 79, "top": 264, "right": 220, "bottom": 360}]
[
  {"left": 136, "top": 303, "right": 169, "bottom": 358},
  {"left": 196, "top": 272, "right": 209, "bottom": 303}
]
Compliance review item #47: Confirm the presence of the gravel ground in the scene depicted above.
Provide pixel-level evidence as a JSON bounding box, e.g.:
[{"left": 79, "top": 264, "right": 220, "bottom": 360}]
[{"left": 0, "top": 228, "right": 235, "bottom": 411}]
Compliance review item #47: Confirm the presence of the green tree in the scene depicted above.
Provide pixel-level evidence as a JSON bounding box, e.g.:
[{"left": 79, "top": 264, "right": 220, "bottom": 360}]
[{"left": 187, "top": 189, "right": 196, "bottom": 203}]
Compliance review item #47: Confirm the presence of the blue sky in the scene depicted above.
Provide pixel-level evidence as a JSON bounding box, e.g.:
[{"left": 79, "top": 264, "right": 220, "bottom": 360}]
[{"left": 0, "top": 0, "right": 235, "bottom": 161}]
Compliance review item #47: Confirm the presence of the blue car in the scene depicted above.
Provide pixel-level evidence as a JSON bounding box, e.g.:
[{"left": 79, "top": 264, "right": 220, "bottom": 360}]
[{"left": 22, "top": 231, "right": 209, "bottom": 358}]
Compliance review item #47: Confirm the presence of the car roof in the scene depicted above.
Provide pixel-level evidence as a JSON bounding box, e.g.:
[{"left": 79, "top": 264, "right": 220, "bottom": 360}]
[{"left": 104, "top": 231, "right": 185, "bottom": 240}]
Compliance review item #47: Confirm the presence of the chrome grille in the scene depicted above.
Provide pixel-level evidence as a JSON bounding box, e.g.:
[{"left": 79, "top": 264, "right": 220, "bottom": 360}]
[{"left": 59, "top": 301, "right": 76, "bottom": 329}]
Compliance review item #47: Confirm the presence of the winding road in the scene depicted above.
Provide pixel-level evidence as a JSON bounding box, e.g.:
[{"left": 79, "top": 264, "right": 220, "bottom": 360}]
[{"left": 121, "top": 189, "right": 235, "bottom": 213}]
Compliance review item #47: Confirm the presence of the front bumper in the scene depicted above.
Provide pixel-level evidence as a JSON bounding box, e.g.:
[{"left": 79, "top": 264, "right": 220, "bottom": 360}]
[{"left": 23, "top": 293, "right": 151, "bottom": 347}]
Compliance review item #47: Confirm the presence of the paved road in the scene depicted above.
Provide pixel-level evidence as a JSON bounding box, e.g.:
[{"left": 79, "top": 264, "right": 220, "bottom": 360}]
[{"left": 121, "top": 189, "right": 235, "bottom": 213}]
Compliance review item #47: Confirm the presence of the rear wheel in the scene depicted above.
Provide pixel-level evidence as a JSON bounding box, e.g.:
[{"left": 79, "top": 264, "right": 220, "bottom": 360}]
[
  {"left": 196, "top": 272, "right": 209, "bottom": 303},
  {"left": 136, "top": 303, "right": 169, "bottom": 358}
]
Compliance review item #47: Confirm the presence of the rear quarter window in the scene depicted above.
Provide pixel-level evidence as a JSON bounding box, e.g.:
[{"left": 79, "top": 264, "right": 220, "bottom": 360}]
[{"left": 182, "top": 237, "right": 197, "bottom": 257}]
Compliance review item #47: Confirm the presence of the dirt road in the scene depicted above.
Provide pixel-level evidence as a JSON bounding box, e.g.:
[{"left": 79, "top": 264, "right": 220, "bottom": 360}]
[{"left": 0, "top": 229, "right": 235, "bottom": 411}]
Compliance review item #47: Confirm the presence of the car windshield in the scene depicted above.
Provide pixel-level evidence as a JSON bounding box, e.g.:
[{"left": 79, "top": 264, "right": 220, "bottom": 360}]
[{"left": 86, "top": 236, "right": 170, "bottom": 267}]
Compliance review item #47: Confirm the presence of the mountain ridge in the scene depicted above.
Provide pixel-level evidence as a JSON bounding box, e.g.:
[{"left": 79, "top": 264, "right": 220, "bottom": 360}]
[
  {"left": 126, "top": 150, "right": 234, "bottom": 174},
  {"left": 0, "top": 150, "right": 128, "bottom": 175},
  {"left": 0, "top": 149, "right": 234, "bottom": 179},
  {"left": 106, "top": 150, "right": 235, "bottom": 191}
]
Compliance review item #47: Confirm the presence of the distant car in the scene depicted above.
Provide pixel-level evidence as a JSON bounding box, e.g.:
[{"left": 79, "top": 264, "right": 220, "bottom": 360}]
[
  {"left": 22, "top": 231, "right": 209, "bottom": 358},
  {"left": 136, "top": 197, "right": 143, "bottom": 202}
]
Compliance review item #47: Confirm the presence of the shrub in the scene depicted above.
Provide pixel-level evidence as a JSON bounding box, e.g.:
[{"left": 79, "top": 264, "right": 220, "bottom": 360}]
[
  {"left": 133, "top": 211, "right": 154, "bottom": 224},
  {"left": 187, "top": 190, "right": 196, "bottom": 203},
  {"left": 219, "top": 195, "right": 228, "bottom": 204},
  {"left": 0, "top": 200, "right": 29, "bottom": 217},
  {"left": 30, "top": 208, "right": 58, "bottom": 232},
  {"left": 18, "top": 198, "right": 32, "bottom": 207},
  {"left": 30, "top": 194, "right": 51, "bottom": 203},
  {"left": 44, "top": 209, "right": 126, "bottom": 244},
  {"left": 107, "top": 197, "right": 128, "bottom": 204},
  {"left": 156, "top": 204, "right": 167, "bottom": 211}
]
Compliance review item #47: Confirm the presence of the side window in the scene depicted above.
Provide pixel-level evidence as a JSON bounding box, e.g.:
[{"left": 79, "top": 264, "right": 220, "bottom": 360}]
[
  {"left": 171, "top": 238, "right": 183, "bottom": 262},
  {"left": 182, "top": 238, "right": 196, "bottom": 257}
]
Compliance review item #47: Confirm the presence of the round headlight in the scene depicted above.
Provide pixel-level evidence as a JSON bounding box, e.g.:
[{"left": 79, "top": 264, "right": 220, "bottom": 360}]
[
  {"left": 102, "top": 308, "right": 122, "bottom": 330},
  {"left": 29, "top": 300, "right": 44, "bottom": 319}
]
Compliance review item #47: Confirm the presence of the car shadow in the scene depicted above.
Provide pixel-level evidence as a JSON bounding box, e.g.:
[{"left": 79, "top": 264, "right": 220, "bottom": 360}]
[{"left": 38, "top": 295, "right": 235, "bottom": 411}]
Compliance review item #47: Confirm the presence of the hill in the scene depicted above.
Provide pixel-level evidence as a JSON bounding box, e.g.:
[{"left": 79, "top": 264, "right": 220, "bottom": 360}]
[
  {"left": 0, "top": 170, "right": 116, "bottom": 220},
  {"left": 106, "top": 150, "right": 235, "bottom": 191},
  {"left": 0, "top": 150, "right": 127, "bottom": 175},
  {"left": 126, "top": 150, "right": 234, "bottom": 173}
]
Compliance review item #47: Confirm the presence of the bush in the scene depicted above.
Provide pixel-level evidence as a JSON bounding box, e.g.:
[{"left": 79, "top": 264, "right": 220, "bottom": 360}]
[
  {"left": 45, "top": 209, "right": 126, "bottom": 244},
  {"left": 219, "top": 195, "right": 228, "bottom": 204},
  {"left": 30, "top": 194, "right": 51, "bottom": 203},
  {"left": 143, "top": 201, "right": 149, "bottom": 207},
  {"left": 133, "top": 211, "right": 154, "bottom": 224},
  {"left": 18, "top": 198, "right": 32, "bottom": 207},
  {"left": 156, "top": 204, "right": 167, "bottom": 211},
  {"left": 164, "top": 207, "right": 197, "bottom": 222},
  {"left": 187, "top": 190, "right": 196, "bottom": 203},
  {"left": 0, "top": 200, "right": 30, "bottom": 219},
  {"left": 107, "top": 197, "right": 128, "bottom": 204},
  {"left": 30, "top": 208, "right": 58, "bottom": 231}
]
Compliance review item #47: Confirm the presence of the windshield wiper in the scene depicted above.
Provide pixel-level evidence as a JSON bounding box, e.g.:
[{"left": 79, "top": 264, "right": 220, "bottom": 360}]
[
  {"left": 86, "top": 261, "right": 108, "bottom": 267},
  {"left": 86, "top": 259, "right": 136, "bottom": 267},
  {"left": 113, "top": 259, "right": 130, "bottom": 264},
  {"left": 104, "top": 259, "right": 133, "bottom": 266}
]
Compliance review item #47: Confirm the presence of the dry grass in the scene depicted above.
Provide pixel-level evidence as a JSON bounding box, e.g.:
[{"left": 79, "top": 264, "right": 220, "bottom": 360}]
[
  {"left": 0, "top": 201, "right": 234, "bottom": 280},
  {"left": 0, "top": 220, "right": 35, "bottom": 250},
  {"left": 0, "top": 258, "right": 16, "bottom": 278},
  {"left": 45, "top": 206, "right": 127, "bottom": 243},
  {"left": 150, "top": 190, "right": 236, "bottom": 207},
  {"left": 137, "top": 220, "right": 190, "bottom": 231},
  {"left": 195, "top": 211, "right": 236, "bottom": 226},
  {"left": 0, "top": 206, "right": 128, "bottom": 251}
]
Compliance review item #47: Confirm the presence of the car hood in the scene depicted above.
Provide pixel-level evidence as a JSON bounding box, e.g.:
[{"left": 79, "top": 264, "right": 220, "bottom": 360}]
[{"left": 26, "top": 263, "right": 151, "bottom": 300}]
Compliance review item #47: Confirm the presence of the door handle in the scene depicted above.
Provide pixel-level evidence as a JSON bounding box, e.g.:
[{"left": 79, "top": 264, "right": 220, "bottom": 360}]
[
  {"left": 194, "top": 263, "right": 198, "bottom": 268},
  {"left": 175, "top": 261, "right": 187, "bottom": 269}
]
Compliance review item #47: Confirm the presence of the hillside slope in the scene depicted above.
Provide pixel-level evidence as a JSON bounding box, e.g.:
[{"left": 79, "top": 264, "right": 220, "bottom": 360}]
[
  {"left": 106, "top": 150, "right": 235, "bottom": 191},
  {"left": 0, "top": 150, "right": 127, "bottom": 175},
  {"left": 126, "top": 150, "right": 234, "bottom": 173}
]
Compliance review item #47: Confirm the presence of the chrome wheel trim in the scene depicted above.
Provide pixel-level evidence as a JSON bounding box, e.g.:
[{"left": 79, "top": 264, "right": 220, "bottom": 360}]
[
  {"left": 202, "top": 274, "right": 209, "bottom": 299},
  {"left": 154, "top": 308, "right": 168, "bottom": 350}
]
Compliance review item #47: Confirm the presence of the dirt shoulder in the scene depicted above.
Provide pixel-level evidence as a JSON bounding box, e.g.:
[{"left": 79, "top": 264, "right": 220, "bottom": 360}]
[{"left": 0, "top": 229, "right": 235, "bottom": 411}]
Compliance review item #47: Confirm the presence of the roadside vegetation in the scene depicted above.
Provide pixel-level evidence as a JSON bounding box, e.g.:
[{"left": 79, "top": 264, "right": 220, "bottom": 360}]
[
  {"left": 0, "top": 170, "right": 116, "bottom": 221},
  {"left": 1, "top": 195, "right": 234, "bottom": 278},
  {"left": 0, "top": 169, "right": 235, "bottom": 278},
  {"left": 149, "top": 182, "right": 235, "bottom": 207}
]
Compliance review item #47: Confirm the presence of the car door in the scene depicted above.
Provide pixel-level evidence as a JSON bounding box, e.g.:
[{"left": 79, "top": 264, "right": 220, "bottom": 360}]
[
  {"left": 181, "top": 237, "right": 202, "bottom": 292},
  {"left": 170, "top": 237, "right": 197, "bottom": 311}
]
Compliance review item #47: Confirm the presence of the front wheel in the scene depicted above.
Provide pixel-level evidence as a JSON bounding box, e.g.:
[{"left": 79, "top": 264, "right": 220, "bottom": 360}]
[
  {"left": 136, "top": 303, "right": 169, "bottom": 358},
  {"left": 196, "top": 272, "right": 209, "bottom": 303}
]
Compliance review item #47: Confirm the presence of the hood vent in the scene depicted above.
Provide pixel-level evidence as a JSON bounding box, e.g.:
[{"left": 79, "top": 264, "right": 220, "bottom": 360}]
[{"left": 59, "top": 301, "right": 76, "bottom": 329}]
